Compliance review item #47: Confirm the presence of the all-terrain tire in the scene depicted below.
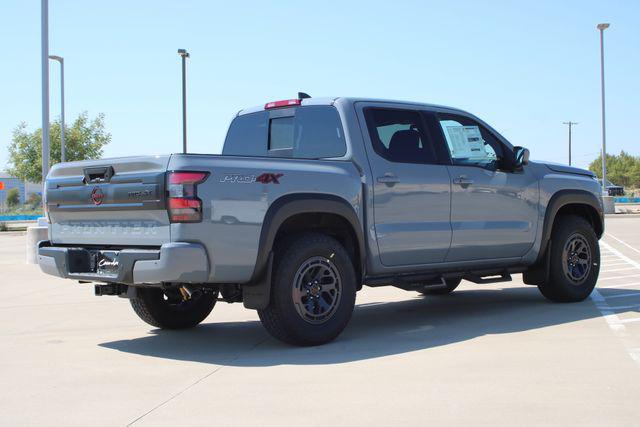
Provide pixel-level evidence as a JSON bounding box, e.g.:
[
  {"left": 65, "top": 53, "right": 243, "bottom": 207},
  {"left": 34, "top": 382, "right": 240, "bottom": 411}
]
[
  {"left": 417, "top": 278, "right": 462, "bottom": 295},
  {"left": 258, "top": 232, "right": 357, "bottom": 346},
  {"left": 537, "top": 215, "right": 600, "bottom": 302},
  {"left": 130, "top": 287, "right": 217, "bottom": 329}
]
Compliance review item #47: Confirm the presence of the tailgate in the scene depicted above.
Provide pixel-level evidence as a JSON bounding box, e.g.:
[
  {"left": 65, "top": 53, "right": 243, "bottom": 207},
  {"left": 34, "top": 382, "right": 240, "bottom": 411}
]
[{"left": 46, "top": 156, "right": 171, "bottom": 246}]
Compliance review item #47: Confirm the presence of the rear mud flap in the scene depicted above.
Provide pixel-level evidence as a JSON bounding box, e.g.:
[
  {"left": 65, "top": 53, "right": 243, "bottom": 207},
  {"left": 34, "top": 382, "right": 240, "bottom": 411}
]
[{"left": 243, "top": 252, "right": 273, "bottom": 310}]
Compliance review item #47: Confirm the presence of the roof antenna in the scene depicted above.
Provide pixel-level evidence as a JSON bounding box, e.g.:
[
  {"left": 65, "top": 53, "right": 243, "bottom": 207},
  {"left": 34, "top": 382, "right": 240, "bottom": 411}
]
[{"left": 298, "top": 92, "right": 311, "bottom": 99}]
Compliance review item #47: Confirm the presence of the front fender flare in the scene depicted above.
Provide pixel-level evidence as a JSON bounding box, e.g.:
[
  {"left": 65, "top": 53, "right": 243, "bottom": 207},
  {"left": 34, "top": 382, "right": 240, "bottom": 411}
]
[
  {"left": 541, "top": 189, "right": 603, "bottom": 252},
  {"left": 524, "top": 189, "right": 603, "bottom": 285}
]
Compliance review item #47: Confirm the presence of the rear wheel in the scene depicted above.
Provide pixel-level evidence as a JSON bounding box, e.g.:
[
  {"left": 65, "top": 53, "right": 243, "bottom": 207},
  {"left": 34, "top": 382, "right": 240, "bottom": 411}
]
[
  {"left": 130, "top": 286, "right": 217, "bottom": 329},
  {"left": 258, "top": 232, "right": 357, "bottom": 346},
  {"left": 537, "top": 215, "right": 600, "bottom": 302},
  {"left": 417, "top": 278, "right": 462, "bottom": 295}
]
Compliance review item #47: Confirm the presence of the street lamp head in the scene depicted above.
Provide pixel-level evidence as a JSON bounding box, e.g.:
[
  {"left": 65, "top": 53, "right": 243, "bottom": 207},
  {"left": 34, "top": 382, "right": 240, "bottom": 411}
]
[
  {"left": 177, "top": 49, "right": 190, "bottom": 58},
  {"left": 49, "top": 55, "right": 63, "bottom": 62},
  {"left": 597, "top": 23, "right": 610, "bottom": 31}
]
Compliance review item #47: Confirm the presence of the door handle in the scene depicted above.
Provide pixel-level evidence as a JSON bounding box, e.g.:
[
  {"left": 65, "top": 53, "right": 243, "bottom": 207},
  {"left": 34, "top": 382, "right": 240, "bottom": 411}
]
[
  {"left": 453, "top": 175, "right": 474, "bottom": 186},
  {"left": 377, "top": 174, "right": 400, "bottom": 184}
]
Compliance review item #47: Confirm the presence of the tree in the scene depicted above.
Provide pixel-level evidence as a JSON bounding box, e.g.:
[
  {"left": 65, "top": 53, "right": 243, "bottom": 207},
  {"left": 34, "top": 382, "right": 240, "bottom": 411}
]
[
  {"left": 6, "top": 188, "right": 20, "bottom": 208},
  {"left": 6, "top": 112, "right": 111, "bottom": 183},
  {"left": 588, "top": 151, "right": 640, "bottom": 188},
  {"left": 26, "top": 193, "right": 42, "bottom": 209}
]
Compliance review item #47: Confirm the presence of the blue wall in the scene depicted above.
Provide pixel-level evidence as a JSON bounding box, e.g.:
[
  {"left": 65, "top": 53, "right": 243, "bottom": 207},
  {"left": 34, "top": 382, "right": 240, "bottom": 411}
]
[{"left": 0, "top": 177, "right": 26, "bottom": 206}]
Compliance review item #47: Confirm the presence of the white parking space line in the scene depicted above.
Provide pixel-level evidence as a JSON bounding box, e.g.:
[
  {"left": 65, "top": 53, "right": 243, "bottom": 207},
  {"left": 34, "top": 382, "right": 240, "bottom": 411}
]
[
  {"left": 598, "top": 240, "right": 640, "bottom": 284},
  {"left": 600, "top": 267, "right": 639, "bottom": 273},
  {"left": 601, "top": 292, "right": 640, "bottom": 299},
  {"left": 590, "top": 240, "right": 640, "bottom": 367},
  {"left": 601, "top": 282, "right": 640, "bottom": 289},
  {"left": 592, "top": 289, "right": 626, "bottom": 332},
  {"left": 606, "top": 232, "right": 640, "bottom": 256},
  {"left": 591, "top": 289, "right": 639, "bottom": 366},
  {"left": 599, "top": 274, "right": 640, "bottom": 281},
  {"left": 601, "top": 239, "right": 640, "bottom": 270},
  {"left": 598, "top": 304, "right": 640, "bottom": 310},
  {"left": 602, "top": 261, "right": 632, "bottom": 267}
]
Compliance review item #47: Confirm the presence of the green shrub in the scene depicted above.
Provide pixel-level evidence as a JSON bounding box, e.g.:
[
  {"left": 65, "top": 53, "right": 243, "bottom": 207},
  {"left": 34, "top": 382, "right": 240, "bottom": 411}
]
[
  {"left": 26, "top": 193, "right": 42, "bottom": 209},
  {"left": 6, "top": 188, "right": 20, "bottom": 208},
  {"left": 0, "top": 222, "right": 8, "bottom": 232}
]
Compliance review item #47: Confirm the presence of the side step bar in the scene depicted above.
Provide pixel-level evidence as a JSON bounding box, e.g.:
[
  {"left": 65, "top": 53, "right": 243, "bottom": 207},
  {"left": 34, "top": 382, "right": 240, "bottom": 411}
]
[
  {"left": 394, "top": 277, "right": 448, "bottom": 292},
  {"left": 464, "top": 272, "right": 512, "bottom": 284},
  {"left": 365, "top": 270, "right": 513, "bottom": 290}
]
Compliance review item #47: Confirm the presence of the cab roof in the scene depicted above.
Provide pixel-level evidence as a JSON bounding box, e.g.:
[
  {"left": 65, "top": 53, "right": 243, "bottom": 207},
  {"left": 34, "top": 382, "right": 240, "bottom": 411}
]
[{"left": 237, "top": 97, "right": 466, "bottom": 116}]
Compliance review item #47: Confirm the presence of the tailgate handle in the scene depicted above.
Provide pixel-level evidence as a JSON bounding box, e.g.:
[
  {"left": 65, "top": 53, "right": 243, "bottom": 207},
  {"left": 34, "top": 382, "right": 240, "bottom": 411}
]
[{"left": 84, "top": 166, "right": 115, "bottom": 184}]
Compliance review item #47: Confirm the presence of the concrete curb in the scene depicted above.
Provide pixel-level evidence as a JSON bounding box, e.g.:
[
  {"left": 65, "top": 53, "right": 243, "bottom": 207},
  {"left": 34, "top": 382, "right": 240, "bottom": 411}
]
[{"left": 26, "top": 226, "right": 48, "bottom": 264}]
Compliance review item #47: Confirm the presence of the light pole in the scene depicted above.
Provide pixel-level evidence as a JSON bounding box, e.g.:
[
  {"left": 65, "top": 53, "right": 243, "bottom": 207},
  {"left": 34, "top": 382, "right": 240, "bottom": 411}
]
[
  {"left": 49, "top": 55, "right": 65, "bottom": 162},
  {"left": 563, "top": 121, "right": 578, "bottom": 166},
  {"left": 41, "top": 0, "right": 50, "bottom": 183},
  {"left": 178, "top": 49, "right": 190, "bottom": 154},
  {"left": 597, "top": 23, "right": 610, "bottom": 194}
]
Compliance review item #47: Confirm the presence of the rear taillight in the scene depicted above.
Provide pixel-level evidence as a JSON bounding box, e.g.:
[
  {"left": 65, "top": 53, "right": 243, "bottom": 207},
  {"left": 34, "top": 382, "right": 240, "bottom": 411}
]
[{"left": 167, "top": 171, "right": 209, "bottom": 223}]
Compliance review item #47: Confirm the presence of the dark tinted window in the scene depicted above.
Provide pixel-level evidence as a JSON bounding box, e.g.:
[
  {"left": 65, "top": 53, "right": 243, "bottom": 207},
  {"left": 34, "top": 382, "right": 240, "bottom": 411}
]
[
  {"left": 364, "top": 108, "right": 437, "bottom": 164},
  {"left": 293, "top": 107, "right": 346, "bottom": 158},
  {"left": 223, "top": 106, "right": 346, "bottom": 159},
  {"left": 437, "top": 113, "right": 507, "bottom": 170},
  {"left": 222, "top": 111, "right": 268, "bottom": 156}
]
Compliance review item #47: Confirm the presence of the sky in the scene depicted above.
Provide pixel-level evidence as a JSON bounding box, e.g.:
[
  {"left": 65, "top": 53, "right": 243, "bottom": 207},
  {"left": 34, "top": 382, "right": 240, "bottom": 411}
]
[{"left": 1, "top": 0, "right": 639, "bottom": 173}]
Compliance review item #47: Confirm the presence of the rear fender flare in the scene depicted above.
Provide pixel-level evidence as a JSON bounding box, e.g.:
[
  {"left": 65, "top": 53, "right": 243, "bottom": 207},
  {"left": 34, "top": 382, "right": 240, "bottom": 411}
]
[{"left": 243, "top": 193, "right": 364, "bottom": 309}]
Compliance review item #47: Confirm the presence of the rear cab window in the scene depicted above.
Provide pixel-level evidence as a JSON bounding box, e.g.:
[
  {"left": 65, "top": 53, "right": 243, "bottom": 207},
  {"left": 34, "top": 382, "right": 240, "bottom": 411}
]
[{"left": 223, "top": 106, "right": 347, "bottom": 159}]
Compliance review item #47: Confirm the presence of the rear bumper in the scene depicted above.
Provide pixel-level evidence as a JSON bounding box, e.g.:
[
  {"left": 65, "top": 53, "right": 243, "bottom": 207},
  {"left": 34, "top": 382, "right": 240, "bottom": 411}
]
[{"left": 37, "top": 241, "right": 209, "bottom": 284}]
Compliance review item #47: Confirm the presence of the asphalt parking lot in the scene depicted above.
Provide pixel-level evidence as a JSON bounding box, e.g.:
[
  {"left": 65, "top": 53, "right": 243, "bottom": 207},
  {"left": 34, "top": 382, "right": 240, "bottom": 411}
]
[{"left": 2, "top": 216, "right": 640, "bottom": 426}]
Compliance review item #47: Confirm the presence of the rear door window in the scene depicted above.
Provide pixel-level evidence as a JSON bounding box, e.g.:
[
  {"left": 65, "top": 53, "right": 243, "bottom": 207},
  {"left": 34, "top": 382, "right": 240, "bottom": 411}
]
[
  {"left": 363, "top": 108, "right": 438, "bottom": 164},
  {"left": 293, "top": 107, "right": 346, "bottom": 158}
]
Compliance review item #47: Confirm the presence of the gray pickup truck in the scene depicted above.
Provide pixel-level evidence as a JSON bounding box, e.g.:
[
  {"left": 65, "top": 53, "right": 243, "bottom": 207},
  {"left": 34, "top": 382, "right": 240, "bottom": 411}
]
[{"left": 38, "top": 95, "right": 604, "bottom": 345}]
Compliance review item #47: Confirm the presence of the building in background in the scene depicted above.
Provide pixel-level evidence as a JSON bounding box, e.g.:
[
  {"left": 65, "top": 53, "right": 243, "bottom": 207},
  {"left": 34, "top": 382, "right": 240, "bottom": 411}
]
[{"left": 0, "top": 173, "right": 41, "bottom": 211}]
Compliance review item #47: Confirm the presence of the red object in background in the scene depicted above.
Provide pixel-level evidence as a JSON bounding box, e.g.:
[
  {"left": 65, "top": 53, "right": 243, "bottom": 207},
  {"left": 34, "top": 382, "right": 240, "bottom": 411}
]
[{"left": 0, "top": 182, "right": 4, "bottom": 190}]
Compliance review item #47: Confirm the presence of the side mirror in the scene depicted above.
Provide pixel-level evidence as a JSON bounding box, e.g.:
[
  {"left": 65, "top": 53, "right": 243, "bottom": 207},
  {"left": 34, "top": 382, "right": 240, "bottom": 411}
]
[{"left": 513, "top": 146, "right": 530, "bottom": 168}]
